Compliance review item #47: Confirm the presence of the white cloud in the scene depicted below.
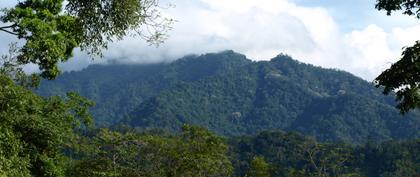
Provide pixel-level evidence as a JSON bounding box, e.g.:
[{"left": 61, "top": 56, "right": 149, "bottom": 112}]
[
  {"left": 94, "top": 0, "right": 342, "bottom": 67},
  {"left": 344, "top": 24, "right": 420, "bottom": 80},
  {"left": 1, "top": 0, "right": 418, "bottom": 81},
  {"left": 344, "top": 25, "right": 395, "bottom": 80}
]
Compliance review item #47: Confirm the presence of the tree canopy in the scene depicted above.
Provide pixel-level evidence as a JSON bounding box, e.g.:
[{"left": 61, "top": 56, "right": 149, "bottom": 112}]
[
  {"left": 38, "top": 52, "right": 420, "bottom": 144},
  {"left": 0, "top": 74, "right": 93, "bottom": 176},
  {"left": 0, "top": 0, "right": 172, "bottom": 79},
  {"left": 0, "top": 0, "right": 172, "bottom": 176},
  {"left": 69, "top": 125, "right": 233, "bottom": 177},
  {"left": 374, "top": 0, "right": 420, "bottom": 113},
  {"left": 375, "top": 0, "right": 420, "bottom": 17}
]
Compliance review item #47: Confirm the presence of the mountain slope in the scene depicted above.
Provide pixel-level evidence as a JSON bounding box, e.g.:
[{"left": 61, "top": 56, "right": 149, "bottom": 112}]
[
  {"left": 38, "top": 51, "right": 420, "bottom": 144},
  {"left": 124, "top": 54, "right": 419, "bottom": 144},
  {"left": 38, "top": 51, "right": 251, "bottom": 125}
]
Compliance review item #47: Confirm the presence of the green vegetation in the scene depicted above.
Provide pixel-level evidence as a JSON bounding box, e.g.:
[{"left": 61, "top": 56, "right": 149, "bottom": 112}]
[
  {"left": 229, "top": 131, "right": 420, "bottom": 177},
  {"left": 2, "top": 51, "right": 420, "bottom": 175},
  {"left": 0, "top": 0, "right": 171, "bottom": 176},
  {"left": 3, "top": 116, "right": 416, "bottom": 177},
  {"left": 0, "top": 0, "right": 172, "bottom": 79},
  {"left": 38, "top": 51, "right": 251, "bottom": 126},
  {"left": 0, "top": 0, "right": 419, "bottom": 176},
  {"left": 0, "top": 74, "right": 92, "bottom": 176},
  {"left": 374, "top": 0, "right": 420, "bottom": 113},
  {"left": 39, "top": 52, "right": 420, "bottom": 144},
  {"left": 246, "top": 156, "right": 271, "bottom": 177},
  {"left": 68, "top": 125, "right": 233, "bottom": 177}
]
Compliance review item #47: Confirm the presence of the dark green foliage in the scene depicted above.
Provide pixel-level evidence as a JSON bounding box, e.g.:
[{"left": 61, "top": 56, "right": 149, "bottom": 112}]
[
  {"left": 357, "top": 140, "right": 420, "bottom": 177},
  {"left": 229, "top": 131, "right": 420, "bottom": 177},
  {"left": 246, "top": 156, "right": 271, "bottom": 177},
  {"left": 0, "top": 0, "right": 172, "bottom": 79},
  {"left": 67, "top": 125, "right": 233, "bottom": 177},
  {"left": 126, "top": 54, "right": 419, "bottom": 143},
  {"left": 290, "top": 94, "right": 420, "bottom": 143},
  {"left": 60, "top": 126, "right": 420, "bottom": 177},
  {"left": 0, "top": 74, "right": 93, "bottom": 176},
  {"left": 375, "top": 41, "right": 420, "bottom": 114},
  {"left": 1, "top": 43, "right": 41, "bottom": 88},
  {"left": 1, "top": 0, "right": 79, "bottom": 79},
  {"left": 64, "top": 127, "right": 420, "bottom": 177},
  {"left": 0, "top": 1, "right": 171, "bottom": 176},
  {"left": 376, "top": 0, "right": 420, "bottom": 18},
  {"left": 38, "top": 51, "right": 420, "bottom": 144},
  {"left": 38, "top": 51, "right": 251, "bottom": 126},
  {"left": 374, "top": 0, "right": 420, "bottom": 113}
]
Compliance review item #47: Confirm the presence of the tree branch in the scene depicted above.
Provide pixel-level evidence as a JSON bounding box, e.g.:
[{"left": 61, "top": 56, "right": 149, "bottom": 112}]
[
  {"left": 0, "top": 24, "right": 16, "bottom": 30},
  {"left": 0, "top": 28, "right": 18, "bottom": 36}
]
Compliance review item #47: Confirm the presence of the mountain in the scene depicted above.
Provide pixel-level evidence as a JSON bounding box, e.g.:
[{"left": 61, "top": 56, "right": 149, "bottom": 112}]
[
  {"left": 37, "top": 50, "right": 420, "bottom": 144},
  {"left": 38, "top": 51, "right": 251, "bottom": 125}
]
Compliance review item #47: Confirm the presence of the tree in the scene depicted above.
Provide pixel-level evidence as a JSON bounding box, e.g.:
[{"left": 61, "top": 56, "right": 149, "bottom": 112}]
[
  {"left": 0, "top": 0, "right": 173, "bottom": 79},
  {"left": 0, "top": 1, "right": 172, "bottom": 176},
  {"left": 69, "top": 125, "right": 233, "bottom": 177},
  {"left": 374, "top": 0, "right": 420, "bottom": 114},
  {"left": 0, "top": 74, "right": 93, "bottom": 177},
  {"left": 246, "top": 156, "right": 271, "bottom": 177}
]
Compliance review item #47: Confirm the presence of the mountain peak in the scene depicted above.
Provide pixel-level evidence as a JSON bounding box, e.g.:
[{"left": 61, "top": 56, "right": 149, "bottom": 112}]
[
  {"left": 201, "top": 50, "right": 248, "bottom": 61},
  {"left": 270, "top": 53, "right": 301, "bottom": 64},
  {"left": 172, "top": 50, "right": 251, "bottom": 69},
  {"left": 38, "top": 51, "right": 420, "bottom": 144}
]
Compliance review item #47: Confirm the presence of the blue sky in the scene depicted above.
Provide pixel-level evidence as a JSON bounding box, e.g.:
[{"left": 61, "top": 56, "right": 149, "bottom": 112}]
[
  {"left": 1, "top": 0, "right": 419, "bottom": 80},
  {"left": 296, "top": 0, "right": 418, "bottom": 31}
]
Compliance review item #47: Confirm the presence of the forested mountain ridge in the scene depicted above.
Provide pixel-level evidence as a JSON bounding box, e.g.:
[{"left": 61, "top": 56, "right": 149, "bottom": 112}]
[
  {"left": 38, "top": 50, "right": 251, "bottom": 125},
  {"left": 38, "top": 51, "right": 420, "bottom": 144}
]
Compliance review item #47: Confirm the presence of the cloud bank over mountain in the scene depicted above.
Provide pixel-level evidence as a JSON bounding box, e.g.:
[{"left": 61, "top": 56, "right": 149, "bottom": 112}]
[{"left": 1, "top": 0, "right": 419, "bottom": 80}]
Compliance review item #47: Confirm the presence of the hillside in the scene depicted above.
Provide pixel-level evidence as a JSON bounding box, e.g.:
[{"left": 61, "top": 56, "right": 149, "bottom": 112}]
[
  {"left": 38, "top": 51, "right": 420, "bottom": 144},
  {"left": 38, "top": 51, "right": 251, "bottom": 125}
]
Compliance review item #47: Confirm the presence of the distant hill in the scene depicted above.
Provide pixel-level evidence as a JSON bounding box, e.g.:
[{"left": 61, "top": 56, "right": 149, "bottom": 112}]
[
  {"left": 38, "top": 51, "right": 251, "bottom": 125},
  {"left": 38, "top": 50, "right": 420, "bottom": 144}
]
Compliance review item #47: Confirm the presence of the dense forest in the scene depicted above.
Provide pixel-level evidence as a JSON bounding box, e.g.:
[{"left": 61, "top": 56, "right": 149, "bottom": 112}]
[
  {"left": 58, "top": 125, "right": 420, "bottom": 177},
  {"left": 39, "top": 51, "right": 420, "bottom": 144},
  {"left": 229, "top": 130, "right": 420, "bottom": 177},
  {"left": 1, "top": 0, "right": 420, "bottom": 176},
  {"left": 0, "top": 51, "right": 412, "bottom": 176}
]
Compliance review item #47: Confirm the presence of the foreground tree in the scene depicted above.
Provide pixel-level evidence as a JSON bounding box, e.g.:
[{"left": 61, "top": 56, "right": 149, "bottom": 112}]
[
  {"left": 0, "top": 74, "right": 93, "bottom": 176},
  {"left": 69, "top": 125, "right": 233, "bottom": 177},
  {"left": 0, "top": 0, "right": 172, "bottom": 79},
  {"left": 374, "top": 0, "right": 420, "bottom": 113},
  {"left": 0, "top": 1, "right": 172, "bottom": 176}
]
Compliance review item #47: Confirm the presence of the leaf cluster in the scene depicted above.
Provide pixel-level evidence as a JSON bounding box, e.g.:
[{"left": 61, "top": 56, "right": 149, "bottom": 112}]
[{"left": 0, "top": 0, "right": 173, "bottom": 79}]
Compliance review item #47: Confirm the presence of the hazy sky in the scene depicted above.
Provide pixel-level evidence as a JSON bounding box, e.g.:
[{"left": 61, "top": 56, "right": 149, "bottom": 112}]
[{"left": 1, "top": 0, "right": 419, "bottom": 80}]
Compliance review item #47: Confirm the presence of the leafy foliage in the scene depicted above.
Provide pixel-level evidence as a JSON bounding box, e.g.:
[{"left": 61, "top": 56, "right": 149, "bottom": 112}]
[
  {"left": 63, "top": 127, "right": 420, "bottom": 177},
  {"left": 68, "top": 125, "right": 233, "bottom": 177},
  {"left": 0, "top": 1, "right": 171, "bottom": 176},
  {"left": 0, "top": 43, "right": 41, "bottom": 88},
  {"left": 0, "top": 0, "right": 172, "bottom": 79},
  {"left": 375, "top": 41, "right": 420, "bottom": 114},
  {"left": 0, "top": 73, "right": 93, "bottom": 177},
  {"left": 61, "top": 126, "right": 420, "bottom": 177},
  {"left": 374, "top": 0, "right": 420, "bottom": 113},
  {"left": 229, "top": 131, "right": 420, "bottom": 177},
  {"left": 376, "top": 0, "right": 420, "bottom": 18},
  {"left": 246, "top": 156, "right": 271, "bottom": 177}
]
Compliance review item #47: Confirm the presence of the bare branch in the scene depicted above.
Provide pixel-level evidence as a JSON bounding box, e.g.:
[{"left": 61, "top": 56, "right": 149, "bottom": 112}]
[
  {"left": 0, "top": 28, "right": 18, "bottom": 36},
  {"left": 0, "top": 24, "right": 16, "bottom": 29}
]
